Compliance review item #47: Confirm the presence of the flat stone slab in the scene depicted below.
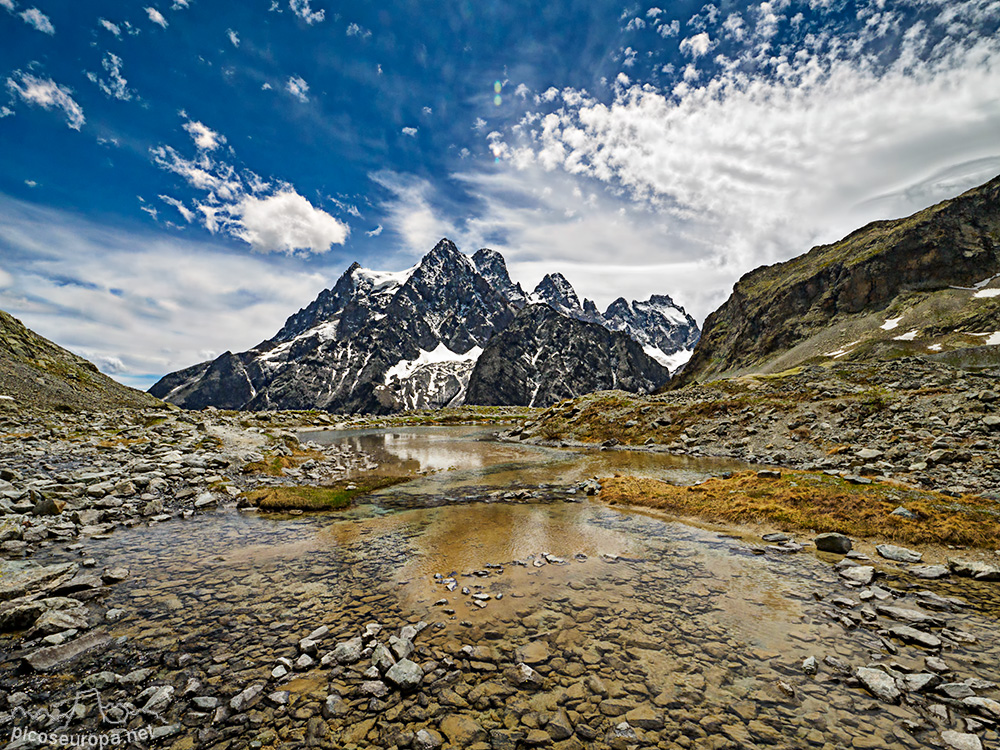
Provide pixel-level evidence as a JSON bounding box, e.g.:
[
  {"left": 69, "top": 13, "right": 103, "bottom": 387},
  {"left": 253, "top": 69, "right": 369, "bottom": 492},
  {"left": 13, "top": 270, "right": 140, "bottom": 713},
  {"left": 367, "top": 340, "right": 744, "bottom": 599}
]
[
  {"left": 23, "top": 630, "right": 112, "bottom": 671},
  {"left": 876, "top": 544, "right": 922, "bottom": 563}
]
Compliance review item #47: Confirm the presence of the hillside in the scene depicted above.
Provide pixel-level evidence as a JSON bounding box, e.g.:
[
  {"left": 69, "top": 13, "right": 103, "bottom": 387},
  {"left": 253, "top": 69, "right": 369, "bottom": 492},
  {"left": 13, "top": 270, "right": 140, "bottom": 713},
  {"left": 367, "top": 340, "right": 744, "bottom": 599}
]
[
  {"left": 674, "top": 174, "right": 1000, "bottom": 386},
  {"left": 0, "top": 309, "right": 160, "bottom": 412}
]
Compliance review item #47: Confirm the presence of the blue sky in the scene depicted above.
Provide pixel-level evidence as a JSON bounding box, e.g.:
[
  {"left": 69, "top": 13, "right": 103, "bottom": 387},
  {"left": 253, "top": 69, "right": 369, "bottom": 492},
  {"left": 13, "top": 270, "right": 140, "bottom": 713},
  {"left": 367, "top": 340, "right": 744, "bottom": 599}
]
[{"left": 1, "top": 0, "right": 999, "bottom": 389}]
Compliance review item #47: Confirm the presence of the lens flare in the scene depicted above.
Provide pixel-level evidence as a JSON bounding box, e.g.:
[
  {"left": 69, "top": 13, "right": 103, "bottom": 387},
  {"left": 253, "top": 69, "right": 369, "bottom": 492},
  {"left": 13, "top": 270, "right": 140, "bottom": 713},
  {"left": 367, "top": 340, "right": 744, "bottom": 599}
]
[
  {"left": 494, "top": 94, "right": 502, "bottom": 106},
  {"left": 494, "top": 81, "right": 502, "bottom": 93}
]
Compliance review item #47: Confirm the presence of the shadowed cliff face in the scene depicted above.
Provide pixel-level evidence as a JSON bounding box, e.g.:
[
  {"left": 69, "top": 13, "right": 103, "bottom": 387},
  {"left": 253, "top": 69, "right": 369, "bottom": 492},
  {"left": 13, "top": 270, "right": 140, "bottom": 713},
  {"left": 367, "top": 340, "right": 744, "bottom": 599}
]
[
  {"left": 465, "top": 304, "right": 670, "bottom": 408},
  {"left": 674, "top": 174, "right": 1000, "bottom": 387}
]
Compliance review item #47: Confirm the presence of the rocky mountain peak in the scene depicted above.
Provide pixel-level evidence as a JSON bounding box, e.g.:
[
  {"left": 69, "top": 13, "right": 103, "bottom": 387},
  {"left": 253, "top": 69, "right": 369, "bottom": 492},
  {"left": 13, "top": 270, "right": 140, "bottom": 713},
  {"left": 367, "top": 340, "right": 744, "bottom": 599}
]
[
  {"left": 472, "top": 247, "right": 526, "bottom": 306},
  {"left": 532, "top": 273, "right": 582, "bottom": 314}
]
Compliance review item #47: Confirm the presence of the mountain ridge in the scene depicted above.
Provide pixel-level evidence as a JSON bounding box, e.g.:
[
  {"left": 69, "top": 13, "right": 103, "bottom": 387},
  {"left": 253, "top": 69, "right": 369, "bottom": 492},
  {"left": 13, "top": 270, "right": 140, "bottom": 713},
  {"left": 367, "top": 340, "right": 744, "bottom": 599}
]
[
  {"left": 150, "top": 239, "right": 700, "bottom": 412},
  {"left": 673, "top": 173, "right": 1000, "bottom": 386}
]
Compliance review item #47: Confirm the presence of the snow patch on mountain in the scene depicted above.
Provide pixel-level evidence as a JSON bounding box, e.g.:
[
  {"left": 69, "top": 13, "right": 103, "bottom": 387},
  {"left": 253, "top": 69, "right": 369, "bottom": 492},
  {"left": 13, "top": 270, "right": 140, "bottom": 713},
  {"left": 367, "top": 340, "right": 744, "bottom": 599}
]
[{"left": 384, "top": 343, "right": 483, "bottom": 384}]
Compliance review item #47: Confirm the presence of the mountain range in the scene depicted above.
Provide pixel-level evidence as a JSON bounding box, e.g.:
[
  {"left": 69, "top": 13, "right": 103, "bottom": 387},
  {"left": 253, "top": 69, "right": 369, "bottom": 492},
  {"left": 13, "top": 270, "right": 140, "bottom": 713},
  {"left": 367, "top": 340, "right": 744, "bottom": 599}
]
[{"left": 148, "top": 239, "right": 700, "bottom": 412}]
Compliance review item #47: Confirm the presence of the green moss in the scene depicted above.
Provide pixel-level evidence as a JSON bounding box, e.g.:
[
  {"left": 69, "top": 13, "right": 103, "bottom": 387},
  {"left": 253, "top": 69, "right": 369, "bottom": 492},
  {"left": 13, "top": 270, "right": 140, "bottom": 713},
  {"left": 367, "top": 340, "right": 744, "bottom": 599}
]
[{"left": 246, "top": 474, "right": 410, "bottom": 512}]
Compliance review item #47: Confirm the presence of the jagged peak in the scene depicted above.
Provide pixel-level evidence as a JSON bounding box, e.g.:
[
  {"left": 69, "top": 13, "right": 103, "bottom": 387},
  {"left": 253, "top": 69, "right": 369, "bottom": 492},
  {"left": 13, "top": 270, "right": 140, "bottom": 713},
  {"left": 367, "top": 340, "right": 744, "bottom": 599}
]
[{"left": 533, "top": 272, "right": 581, "bottom": 309}]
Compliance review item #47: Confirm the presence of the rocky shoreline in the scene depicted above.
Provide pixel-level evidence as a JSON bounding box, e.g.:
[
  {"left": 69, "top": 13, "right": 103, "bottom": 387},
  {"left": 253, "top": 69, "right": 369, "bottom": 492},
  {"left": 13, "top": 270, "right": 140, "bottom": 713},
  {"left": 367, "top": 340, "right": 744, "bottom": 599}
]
[{"left": 1, "top": 382, "right": 999, "bottom": 750}]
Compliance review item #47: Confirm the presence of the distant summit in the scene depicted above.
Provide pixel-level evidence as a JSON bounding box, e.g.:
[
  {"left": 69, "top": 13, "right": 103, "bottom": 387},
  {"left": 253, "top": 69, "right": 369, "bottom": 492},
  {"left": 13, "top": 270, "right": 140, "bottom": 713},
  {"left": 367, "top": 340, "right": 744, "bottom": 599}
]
[{"left": 150, "top": 239, "right": 700, "bottom": 412}]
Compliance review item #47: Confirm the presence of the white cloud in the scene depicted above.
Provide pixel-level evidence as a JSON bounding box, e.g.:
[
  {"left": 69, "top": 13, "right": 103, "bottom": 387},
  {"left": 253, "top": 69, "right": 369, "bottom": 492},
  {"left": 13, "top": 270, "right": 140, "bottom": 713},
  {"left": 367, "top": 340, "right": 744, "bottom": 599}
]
[
  {"left": 514, "top": 83, "right": 530, "bottom": 99},
  {"left": 98, "top": 18, "right": 121, "bottom": 36},
  {"left": 658, "top": 19, "right": 680, "bottom": 38},
  {"left": 0, "top": 105, "right": 13, "bottom": 118},
  {"left": 491, "top": 0, "right": 1000, "bottom": 317},
  {"left": 159, "top": 194, "right": 194, "bottom": 222},
  {"left": 231, "top": 190, "right": 349, "bottom": 254},
  {"left": 289, "top": 0, "right": 324, "bottom": 24},
  {"left": 183, "top": 120, "right": 225, "bottom": 150},
  {"left": 679, "top": 31, "right": 713, "bottom": 58},
  {"left": 261, "top": 82, "right": 272, "bottom": 90},
  {"left": 422, "top": 105, "right": 433, "bottom": 115},
  {"left": 5, "top": 71, "right": 85, "bottom": 130},
  {"left": 365, "top": 224, "right": 383, "bottom": 237},
  {"left": 227, "top": 28, "right": 239, "bottom": 47},
  {"left": 647, "top": 7, "right": 663, "bottom": 17},
  {"left": 401, "top": 126, "right": 418, "bottom": 137},
  {"left": 20, "top": 7, "right": 54, "bottom": 34},
  {"left": 346, "top": 22, "right": 371, "bottom": 39},
  {"left": 0, "top": 196, "right": 334, "bottom": 384},
  {"left": 24, "top": 179, "right": 36, "bottom": 187},
  {"left": 369, "top": 171, "right": 459, "bottom": 254},
  {"left": 145, "top": 7, "right": 167, "bottom": 28},
  {"left": 87, "top": 53, "right": 135, "bottom": 101},
  {"left": 0, "top": 0, "right": 15, "bottom": 10},
  {"left": 371, "top": 167, "right": 722, "bottom": 317},
  {"left": 151, "top": 123, "right": 348, "bottom": 255},
  {"left": 286, "top": 75, "right": 309, "bottom": 102},
  {"left": 171, "top": 0, "right": 190, "bottom": 8}
]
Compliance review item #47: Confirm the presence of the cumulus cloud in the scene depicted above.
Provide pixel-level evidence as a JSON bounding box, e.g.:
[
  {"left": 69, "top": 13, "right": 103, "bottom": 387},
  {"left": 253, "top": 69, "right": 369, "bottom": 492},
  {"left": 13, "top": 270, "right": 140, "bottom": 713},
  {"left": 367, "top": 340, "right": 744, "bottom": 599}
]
[
  {"left": 183, "top": 120, "right": 224, "bottom": 150},
  {"left": 171, "top": 0, "right": 191, "bottom": 8},
  {"left": 286, "top": 75, "right": 309, "bottom": 102},
  {"left": 0, "top": 0, "right": 15, "bottom": 10},
  {"left": 5, "top": 71, "right": 85, "bottom": 130},
  {"left": 0, "top": 196, "right": 334, "bottom": 385},
  {"left": 98, "top": 18, "right": 121, "bottom": 36},
  {"left": 87, "top": 53, "right": 135, "bottom": 101},
  {"left": 679, "top": 31, "right": 713, "bottom": 58},
  {"left": 289, "top": 0, "right": 324, "bottom": 24},
  {"left": 227, "top": 28, "right": 239, "bottom": 47},
  {"left": 489, "top": 0, "right": 1000, "bottom": 314},
  {"left": 20, "top": 7, "right": 54, "bottom": 34},
  {"left": 366, "top": 224, "right": 383, "bottom": 237},
  {"left": 145, "top": 7, "right": 167, "bottom": 28},
  {"left": 401, "top": 126, "right": 418, "bottom": 137},
  {"left": 150, "top": 119, "right": 348, "bottom": 255},
  {"left": 233, "top": 191, "right": 349, "bottom": 254}
]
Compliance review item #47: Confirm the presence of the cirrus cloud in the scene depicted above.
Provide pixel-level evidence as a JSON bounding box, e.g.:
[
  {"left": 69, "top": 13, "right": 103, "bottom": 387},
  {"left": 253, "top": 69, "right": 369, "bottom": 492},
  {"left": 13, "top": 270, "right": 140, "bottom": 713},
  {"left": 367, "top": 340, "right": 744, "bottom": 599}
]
[{"left": 5, "top": 71, "right": 85, "bottom": 130}]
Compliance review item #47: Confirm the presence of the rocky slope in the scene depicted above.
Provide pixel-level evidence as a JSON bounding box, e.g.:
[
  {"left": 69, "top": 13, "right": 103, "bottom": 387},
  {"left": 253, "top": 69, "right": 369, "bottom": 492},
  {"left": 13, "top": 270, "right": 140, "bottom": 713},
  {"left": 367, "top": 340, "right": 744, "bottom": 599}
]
[
  {"left": 675, "top": 174, "right": 1000, "bottom": 386},
  {"left": 151, "top": 239, "right": 698, "bottom": 413},
  {"left": 0, "top": 309, "right": 160, "bottom": 412},
  {"left": 465, "top": 305, "right": 670, "bottom": 408}
]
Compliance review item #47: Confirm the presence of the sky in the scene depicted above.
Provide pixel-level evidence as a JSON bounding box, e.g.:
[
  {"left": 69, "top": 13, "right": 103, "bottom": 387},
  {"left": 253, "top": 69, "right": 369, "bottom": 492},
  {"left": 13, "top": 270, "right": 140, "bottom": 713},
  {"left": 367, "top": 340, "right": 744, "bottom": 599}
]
[{"left": 1, "top": 0, "right": 999, "bottom": 390}]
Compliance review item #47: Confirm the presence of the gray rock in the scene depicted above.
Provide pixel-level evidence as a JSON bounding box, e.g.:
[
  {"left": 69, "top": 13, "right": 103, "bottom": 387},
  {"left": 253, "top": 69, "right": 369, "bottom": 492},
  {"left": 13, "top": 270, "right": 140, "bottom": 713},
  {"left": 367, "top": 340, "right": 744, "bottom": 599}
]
[
  {"left": 389, "top": 634, "right": 414, "bottom": 660},
  {"left": 372, "top": 642, "right": 396, "bottom": 672},
  {"left": 948, "top": 559, "right": 1000, "bottom": 581},
  {"left": 139, "top": 685, "right": 174, "bottom": 714},
  {"left": 331, "top": 636, "right": 363, "bottom": 664},
  {"left": 385, "top": 658, "right": 422, "bottom": 691},
  {"left": 876, "top": 544, "right": 923, "bottom": 563},
  {"left": 900, "top": 673, "right": 938, "bottom": 692},
  {"left": 963, "top": 697, "right": 1000, "bottom": 720},
  {"left": 839, "top": 565, "right": 875, "bottom": 585},
  {"left": 413, "top": 729, "right": 444, "bottom": 750},
  {"left": 940, "top": 730, "right": 983, "bottom": 750},
  {"left": 888, "top": 626, "right": 942, "bottom": 649},
  {"left": 361, "top": 680, "right": 389, "bottom": 698},
  {"left": 802, "top": 656, "right": 818, "bottom": 675},
  {"left": 192, "top": 696, "right": 218, "bottom": 710},
  {"left": 815, "top": 533, "right": 852, "bottom": 554},
  {"left": 322, "top": 694, "right": 348, "bottom": 718},
  {"left": 507, "top": 662, "right": 544, "bottom": 689},
  {"left": 890, "top": 506, "right": 918, "bottom": 520},
  {"left": 229, "top": 683, "right": 265, "bottom": 712},
  {"left": 23, "top": 630, "right": 111, "bottom": 672},
  {"left": 856, "top": 667, "right": 901, "bottom": 703},
  {"left": 939, "top": 682, "right": 976, "bottom": 699},
  {"left": 909, "top": 565, "right": 950, "bottom": 579}
]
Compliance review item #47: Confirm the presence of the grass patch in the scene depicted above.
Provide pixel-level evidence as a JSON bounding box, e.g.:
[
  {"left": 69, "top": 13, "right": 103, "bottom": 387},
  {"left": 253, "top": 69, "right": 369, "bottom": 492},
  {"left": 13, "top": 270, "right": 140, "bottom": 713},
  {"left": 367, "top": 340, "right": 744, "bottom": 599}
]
[
  {"left": 242, "top": 447, "right": 323, "bottom": 476},
  {"left": 599, "top": 471, "right": 1000, "bottom": 548},
  {"left": 245, "top": 475, "right": 411, "bottom": 512}
]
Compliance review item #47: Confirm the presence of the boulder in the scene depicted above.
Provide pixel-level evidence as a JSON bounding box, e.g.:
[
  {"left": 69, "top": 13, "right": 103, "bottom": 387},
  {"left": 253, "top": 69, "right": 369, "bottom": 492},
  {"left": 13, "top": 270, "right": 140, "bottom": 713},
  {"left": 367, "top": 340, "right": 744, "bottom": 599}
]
[
  {"left": 876, "top": 544, "right": 922, "bottom": 563},
  {"left": 815, "top": 533, "right": 852, "bottom": 554}
]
